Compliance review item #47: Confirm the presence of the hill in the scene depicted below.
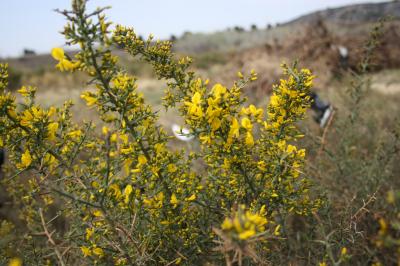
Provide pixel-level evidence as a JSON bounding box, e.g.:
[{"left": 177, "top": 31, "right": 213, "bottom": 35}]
[
  {"left": 2, "top": 1, "right": 400, "bottom": 94},
  {"left": 286, "top": 1, "right": 400, "bottom": 25}
]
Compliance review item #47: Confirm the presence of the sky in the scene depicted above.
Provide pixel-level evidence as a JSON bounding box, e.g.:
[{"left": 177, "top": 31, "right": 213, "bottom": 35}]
[{"left": 0, "top": 0, "right": 388, "bottom": 58}]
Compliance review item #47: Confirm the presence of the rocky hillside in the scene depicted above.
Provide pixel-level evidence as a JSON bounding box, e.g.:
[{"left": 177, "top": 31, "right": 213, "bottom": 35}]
[{"left": 286, "top": 1, "right": 400, "bottom": 25}]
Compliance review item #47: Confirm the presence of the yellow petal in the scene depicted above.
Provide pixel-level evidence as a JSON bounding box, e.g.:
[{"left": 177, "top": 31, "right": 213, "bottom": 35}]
[{"left": 51, "top": 47, "right": 65, "bottom": 61}]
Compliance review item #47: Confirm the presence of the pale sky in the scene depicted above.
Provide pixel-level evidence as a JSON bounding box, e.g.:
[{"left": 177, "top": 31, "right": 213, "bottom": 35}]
[{"left": 0, "top": 0, "right": 387, "bottom": 57}]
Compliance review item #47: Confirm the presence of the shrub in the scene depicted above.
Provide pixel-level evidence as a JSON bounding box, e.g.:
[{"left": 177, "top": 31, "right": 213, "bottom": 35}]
[{"left": 0, "top": 0, "right": 319, "bottom": 265}]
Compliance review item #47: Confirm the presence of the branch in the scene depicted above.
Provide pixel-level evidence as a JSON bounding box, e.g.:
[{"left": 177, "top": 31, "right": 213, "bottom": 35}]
[{"left": 39, "top": 208, "right": 66, "bottom": 266}]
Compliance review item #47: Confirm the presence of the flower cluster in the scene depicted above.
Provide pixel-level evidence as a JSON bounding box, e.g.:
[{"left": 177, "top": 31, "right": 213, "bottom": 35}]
[
  {"left": 51, "top": 47, "right": 80, "bottom": 72},
  {"left": 221, "top": 205, "right": 268, "bottom": 241}
]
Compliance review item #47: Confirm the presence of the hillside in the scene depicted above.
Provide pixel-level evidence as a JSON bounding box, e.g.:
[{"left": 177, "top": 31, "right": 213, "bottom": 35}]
[
  {"left": 2, "top": 1, "right": 400, "bottom": 95},
  {"left": 286, "top": 1, "right": 400, "bottom": 25}
]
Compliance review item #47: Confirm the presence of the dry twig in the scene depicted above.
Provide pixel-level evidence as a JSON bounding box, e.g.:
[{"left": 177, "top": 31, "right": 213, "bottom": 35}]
[{"left": 39, "top": 208, "right": 66, "bottom": 266}]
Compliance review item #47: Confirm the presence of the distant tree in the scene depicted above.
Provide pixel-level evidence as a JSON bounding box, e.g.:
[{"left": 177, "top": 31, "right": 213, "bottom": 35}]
[
  {"left": 266, "top": 23, "right": 273, "bottom": 30},
  {"left": 23, "top": 49, "right": 36, "bottom": 56},
  {"left": 251, "top": 24, "right": 258, "bottom": 31},
  {"left": 169, "top": 34, "right": 177, "bottom": 42},
  {"left": 233, "top": 26, "right": 245, "bottom": 32}
]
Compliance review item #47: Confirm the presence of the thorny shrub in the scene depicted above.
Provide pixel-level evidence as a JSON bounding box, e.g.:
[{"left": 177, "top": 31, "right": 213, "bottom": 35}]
[{"left": 0, "top": 0, "right": 320, "bottom": 265}]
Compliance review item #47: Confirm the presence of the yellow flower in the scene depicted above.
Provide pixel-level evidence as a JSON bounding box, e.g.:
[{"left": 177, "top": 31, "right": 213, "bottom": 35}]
[
  {"left": 191, "top": 92, "right": 202, "bottom": 105},
  {"left": 8, "top": 258, "right": 22, "bottom": 266},
  {"left": 221, "top": 205, "right": 268, "bottom": 241},
  {"left": 211, "top": 83, "right": 227, "bottom": 99},
  {"left": 119, "top": 134, "right": 129, "bottom": 144},
  {"left": 137, "top": 155, "right": 147, "bottom": 167},
  {"left": 110, "top": 133, "right": 118, "bottom": 142},
  {"left": 185, "top": 92, "right": 203, "bottom": 118},
  {"left": 51, "top": 47, "right": 80, "bottom": 72},
  {"left": 44, "top": 153, "right": 57, "bottom": 167},
  {"left": 109, "top": 184, "right": 122, "bottom": 199},
  {"left": 124, "top": 184, "right": 133, "bottom": 204},
  {"left": 378, "top": 218, "right": 387, "bottom": 235},
  {"left": 221, "top": 218, "right": 233, "bottom": 230},
  {"left": 167, "top": 164, "right": 177, "bottom": 173},
  {"left": 80, "top": 92, "right": 97, "bottom": 106},
  {"left": 20, "top": 109, "right": 34, "bottom": 127},
  {"left": 67, "top": 130, "right": 82, "bottom": 139},
  {"left": 18, "top": 149, "right": 32, "bottom": 169},
  {"left": 80, "top": 246, "right": 92, "bottom": 257},
  {"left": 241, "top": 117, "right": 253, "bottom": 130},
  {"left": 170, "top": 193, "right": 179, "bottom": 208},
  {"left": 286, "top": 144, "right": 297, "bottom": 154},
  {"left": 229, "top": 118, "right": 240, "bottom": 138},
  {"left": 51, "top": 47, "right": 65, "bottom": 61},
  {"left": 341, "top": 247, "right": 347, "bottom": 256},
  {"left": 47, "top": 122, "right": 59, "bottom": 140},
  {"left": 86, "top": 227, "right": 94, "bottom": 240},
  {"left": 102, "top": 126, "right": 109, "bottom": 135},
  {"left": 186, "top": 194, "right": 196, "bottom": 201},
  {"left": 210, "top": 117, "right": 221, "bottom": 131},
  {"left": 274, "top": 224, "right": 281, "bottom": 236},
  {"left": 245, "top": 132, "right": 254, "bottom": 147},
  {"left": 17, "top": 86, "right": 29, "bottom": 97},
  {"left": 387, "top": 190, "right": 395, "bottom": 204},
  {"left": 93, "top": 247, "right": 104, "bottom": 258},
  {"left": 93, "top": 210, "right": 103, "bottom": 217},
  {"left": 238, "top": 229, "right": 256, "bottom": 240},
  {"left": 199, "top": 135, "right": 211, "bottom": 145}
]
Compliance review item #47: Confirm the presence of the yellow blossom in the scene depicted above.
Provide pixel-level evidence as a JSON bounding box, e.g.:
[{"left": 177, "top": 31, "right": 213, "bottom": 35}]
[
  {"left": 186, "top": 194, "right": 196, "bottom": 201},
  {"left": 51, "top": 47, "right": 80, "bottom": 72},
  {"left": 245, "top": 132, "right": 254, "bottom": 147},
  {"left": 93, "top": 210, "right": 103, "bottom": 217},
  {"left": 170, "top": 193, "right": 179, "bottom": 208},
  {"left": 110, "top": 133, "right": 118, "bottom": 142},
  {"left": 341, "top": 247, "right": 347, "bottom": 256},
  {"left": 18, "top": 149, "right": 32, "bottom": 169},
  {"left": 86, "top": 227, "right": 94, "bottom": 240},
  {"left": 124, "top": 184, "right": 133, "bottom": 204},
  {"left": 80, "top": 92, "right": 97, "bottom": 106},
  {"left": 47, "top": 122, "right": 59, "bottom": 140},
  {"left": 17, "top": 86, "right": 30, "bottom": 97},
  {"left": 80, "top": 246, "right": 92, "bottom": 257},
  {"left": 238, "top": 229, "right": 256, "bottom": 240},
  {"left": 211, "top": 83, "right": 227, "bottom": 99},
  {"left": 67, "top": 130, "right": 82, "bottom": 139},
  {"left": 274, "top": 224, "right": 281, "bottom": 236},
  {"left": 167, "top": 164, "right": 177, "bottom": 173},
  {"left": 92, "top": 247, "right": 104, "bottom": 257},
  {"left": 109, "top": 184, "right": 122, "bottom": 199},
  {"left": 241, "top": 117, "right": 253, "bottom": 130},
  {"left": 8, "top": 258, "right": 22, "bottom": 266},
  {"left": 228, "top": 118, "right": 240, "bottom": 139},
  {"left": 387, "top": 190, "right": 395, "bottom": 204},
  {"left": 102, "top": 126, "right": 109, "bottom": 135},
  {"left": 137, "top": 154, "right": 147, "bottom": 167}
]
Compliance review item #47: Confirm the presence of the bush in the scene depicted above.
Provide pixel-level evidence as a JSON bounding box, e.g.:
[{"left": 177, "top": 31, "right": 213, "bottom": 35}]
[{"left": 0, "top": 1, "right": 319, "bottom": 265}]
